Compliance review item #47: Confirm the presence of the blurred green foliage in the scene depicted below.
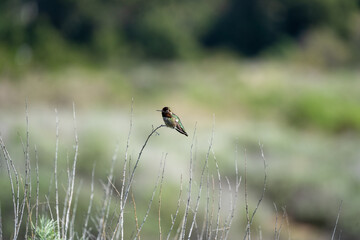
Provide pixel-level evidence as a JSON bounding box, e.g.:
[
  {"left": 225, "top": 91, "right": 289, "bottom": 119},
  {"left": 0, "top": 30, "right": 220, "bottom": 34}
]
[
  {"left": 285, "top": 92, "right": 360, "bottom": 133},
  {"left": 1, "top": 0, "right": 360, "bottom": 69}
]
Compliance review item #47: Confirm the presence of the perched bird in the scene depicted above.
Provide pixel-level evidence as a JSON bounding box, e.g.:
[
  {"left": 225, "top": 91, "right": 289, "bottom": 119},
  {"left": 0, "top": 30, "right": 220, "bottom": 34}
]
[{"left": 157, "top": 107, "right": 188, "bottom": 136}]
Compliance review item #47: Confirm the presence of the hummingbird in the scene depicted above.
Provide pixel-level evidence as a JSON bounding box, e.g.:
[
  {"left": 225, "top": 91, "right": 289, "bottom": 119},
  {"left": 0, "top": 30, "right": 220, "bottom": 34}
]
[{"left": 157, "top": 107, "right": 188, "bottom": 136}]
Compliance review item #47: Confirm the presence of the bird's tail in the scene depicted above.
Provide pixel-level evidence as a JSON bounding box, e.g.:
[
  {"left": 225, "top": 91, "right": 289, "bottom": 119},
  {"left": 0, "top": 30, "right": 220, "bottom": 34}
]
[{"left": 175, "top": 126, "right": 188, "bottom": 136}]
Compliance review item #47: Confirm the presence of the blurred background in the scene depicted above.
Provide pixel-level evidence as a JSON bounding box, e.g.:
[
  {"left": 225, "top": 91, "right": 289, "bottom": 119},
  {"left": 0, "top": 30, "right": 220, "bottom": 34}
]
[{"left": 1, "top": 0, "right": 360, "bottom": 239}]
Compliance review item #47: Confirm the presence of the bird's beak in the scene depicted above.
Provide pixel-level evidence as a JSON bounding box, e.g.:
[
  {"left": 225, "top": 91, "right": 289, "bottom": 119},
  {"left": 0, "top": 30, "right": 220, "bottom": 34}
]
[{"left": 156, "top": 110, "right": 162, "bottom": 112}]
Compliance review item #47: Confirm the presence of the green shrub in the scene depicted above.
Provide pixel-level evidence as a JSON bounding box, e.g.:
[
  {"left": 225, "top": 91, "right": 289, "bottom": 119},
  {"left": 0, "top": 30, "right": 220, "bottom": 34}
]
[{"left": 284, "top": 92, "right": 360, "bottom": 133}]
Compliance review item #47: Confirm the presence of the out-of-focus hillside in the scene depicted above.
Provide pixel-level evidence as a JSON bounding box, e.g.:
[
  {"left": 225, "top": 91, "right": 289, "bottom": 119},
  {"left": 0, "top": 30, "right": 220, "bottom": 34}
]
[{"left": 2, "top": 59, "right": 360, "bottom": 134}]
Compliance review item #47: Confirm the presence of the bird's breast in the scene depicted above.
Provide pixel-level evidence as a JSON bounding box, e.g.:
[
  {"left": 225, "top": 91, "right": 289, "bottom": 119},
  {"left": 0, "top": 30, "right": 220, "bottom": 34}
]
[{"left": 163, "top": 117, "right": 176, "bottom": 128}]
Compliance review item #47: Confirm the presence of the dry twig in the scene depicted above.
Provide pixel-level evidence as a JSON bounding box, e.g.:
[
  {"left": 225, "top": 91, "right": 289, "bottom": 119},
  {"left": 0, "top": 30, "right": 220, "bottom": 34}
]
[
  {"left": 244, "top": 142, "right": 267, "bottom": 240},
  {"left": 188, "top": 120, "right": 214, "bottom": 240},
  {"left": 82, "top": 163, "right": 96, "bottom": 240},
  {"left": 331, "top": 200, "right": 343, "bottom": 240},
  {"left": 165, "top": 175, "right": 183, "bottom": 240},
  {"left": 180, "top": 123, "right": 197, "bottom": 240}
]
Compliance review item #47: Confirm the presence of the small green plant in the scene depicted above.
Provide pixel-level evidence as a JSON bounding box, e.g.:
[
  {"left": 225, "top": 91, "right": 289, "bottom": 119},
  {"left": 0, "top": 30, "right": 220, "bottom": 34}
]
[{"left": 32, "top": 217, "right": 58, "bottom": 240}]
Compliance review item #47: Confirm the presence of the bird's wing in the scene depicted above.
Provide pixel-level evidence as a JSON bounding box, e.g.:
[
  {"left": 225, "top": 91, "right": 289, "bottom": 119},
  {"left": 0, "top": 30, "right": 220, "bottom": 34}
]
[
  {"left": 172, "top": 113, "right": 185, "bottom": 129},
  {"left": 173, "top": 113, "right": 188, "bottom": 136}
]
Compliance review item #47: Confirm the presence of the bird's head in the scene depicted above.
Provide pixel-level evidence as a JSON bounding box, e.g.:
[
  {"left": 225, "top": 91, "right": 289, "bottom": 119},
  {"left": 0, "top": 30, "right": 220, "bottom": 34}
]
[{"left": 157, "top": 107, "right": 172, "bottom": 117}]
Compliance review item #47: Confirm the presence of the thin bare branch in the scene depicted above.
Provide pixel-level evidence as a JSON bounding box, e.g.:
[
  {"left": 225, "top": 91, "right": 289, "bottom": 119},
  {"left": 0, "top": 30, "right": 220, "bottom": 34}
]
[
  {"left": 212, "top": 147, "right": 222, "bottom": 240},
  {"left": 199, "top": 166, "right": 209, "bottom": 240},
  {"left": 220, "top": 176, "right": 232, "bottom": 240},
  {"left": 0, "top": 204, "right": 3, "bottom": 240},
  {"left": 114, "top": 122, "right": 165, "bottom": 239},
  {"left": 224, "top": 144, "right": 241, "bottom": 240},
  {"left": 24, "top": 101, "right": 32, "bottom": 239},
  {"left": 188, "top": 120, "right": 214, "bottom": 240},
  {"left": 34, "top": 145, "right": 40, "bottom": 234},
  {"left": 122, "top": 124, "right": 165, "bottom": 211},
  {"left": 98, "top": 156, "right": 119, "bottom": 240},
  {"left": 338, "top": 230, "right": 342, "bottom": 240},
  {"left": 97, "top": 179, "right": 111, "bottom": 240},
  {"left": 113, "top": 98, "right": 134, "bottom": 240},
  {"left": 17, "top": 134, "right": 28, "bottom": 240},
  {"left": 54, "top": 108, "right": 61, "bottom": 239},
  {"left": 244, "top": 148, "right": 250, "bottom": 240},
  {"left": 134, "top": 156, "right": 166, "bottom": 240},
  {"left": 181, "top": 123, "right": 197, "bottom": 240},
  {"left": 97, "top": 178, "right": 113, "bottom": 239},
  {"left": 174, "top": 213, "right": 184, "bottom": 240},
  {"left": 62, "top": 152, "right": 71, "bottom": 237},
  {"left": 278, "top": 209, "right": 287, "bottom": 239},
  {"left": 83, "top": 163, "right": 96, "bottom": 240},
  {"left": 220, "top": 176, "right": 233, "bottom": 240},
  {"left": 70, "top": 180, "right": 83, "bottom": 239},
  {"left": 158, "top": 154, "right": 168, "bottom": 240},
  {"left": 0, "top": 136, "right": 19, "bottom": 240},
  {"left": 45, "top": 195, "right": 54, "bottom": 221},
  {"left": 99, "top": 116, "right": 122, "bottom": 239},
  {"left": 207, "top": 175, "right": 216, "bottom": 240},
  {"left": 100, "top": 140, "right": 119, "bottom": 237},
  {"left": 64, "top": 103, "right": 80, "bottom": 238},
  {"left": 166, "top": 175, "right": 183, "bottom": 240},
  {"left": 45, "top": 171, "right": 54, "bottom": 220},
  {"left": 244, "top": 142, "right": 267, "bottom": 240},
  {"left": 250, "top": 143, "right": 267, "bottom": 224},
  {"left": 258, "top": 226, "right": 262, "bottom": 240},
  {"left": 331, "top": 200, "right": 343, "bottom": 240},
  {"left": 273, "top": 203, "right": 279, "bottom": 240},
  {"left": 282, "top": 206, "right": 291, "bottom": 240},
  {"left": 131, "top": 190, "right": 140, "bottom": 239}
]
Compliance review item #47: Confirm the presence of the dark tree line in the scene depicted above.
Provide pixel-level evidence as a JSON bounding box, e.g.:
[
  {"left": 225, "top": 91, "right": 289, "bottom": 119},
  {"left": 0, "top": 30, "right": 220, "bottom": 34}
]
[{"left": 0, "top": 0, "right": 359, "bottom": 62}]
